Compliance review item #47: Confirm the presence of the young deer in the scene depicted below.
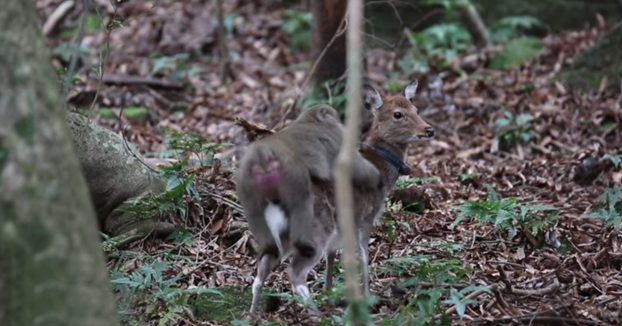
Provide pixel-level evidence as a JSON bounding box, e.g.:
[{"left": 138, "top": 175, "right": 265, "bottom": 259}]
[
  {"left": 247, "top": 80, "right": 434, "bottom": 314},
  {"left": 322, "top": 79, "right": 434, "bottom": 296}
]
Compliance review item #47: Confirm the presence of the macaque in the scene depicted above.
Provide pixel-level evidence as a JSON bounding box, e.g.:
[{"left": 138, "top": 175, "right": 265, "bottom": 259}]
[{"left": 235, "top": 104, "right": 380, "bottom": 314}]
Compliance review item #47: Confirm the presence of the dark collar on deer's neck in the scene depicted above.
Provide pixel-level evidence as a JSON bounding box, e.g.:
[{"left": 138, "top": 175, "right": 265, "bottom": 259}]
[{"left": 362, "top": 144, "right": 411, "bottom": 175}]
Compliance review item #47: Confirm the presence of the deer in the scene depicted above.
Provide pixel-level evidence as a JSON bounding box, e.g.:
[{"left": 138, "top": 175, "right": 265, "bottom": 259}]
[{"left": 243, "top": 79, "right": 434, "bottom": 315}]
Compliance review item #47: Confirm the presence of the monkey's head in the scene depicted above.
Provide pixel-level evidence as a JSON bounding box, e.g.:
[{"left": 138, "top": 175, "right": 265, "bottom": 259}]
[
  {"left": 297, "top": 104, "right": 341, "bottom": 125},
  {"left": 362, "top": 79, "right": 435, "bottom": 147}
]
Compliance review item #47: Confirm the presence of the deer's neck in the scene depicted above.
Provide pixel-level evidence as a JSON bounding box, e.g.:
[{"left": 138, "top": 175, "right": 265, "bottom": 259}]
[{"left": 361, "top": 139, "right": 408, "bottom": 190}]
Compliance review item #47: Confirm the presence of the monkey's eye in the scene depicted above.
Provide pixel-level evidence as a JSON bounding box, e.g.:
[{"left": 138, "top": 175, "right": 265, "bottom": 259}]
[{"left": 393, "top": 111, "right": 404, "bottom": 119}]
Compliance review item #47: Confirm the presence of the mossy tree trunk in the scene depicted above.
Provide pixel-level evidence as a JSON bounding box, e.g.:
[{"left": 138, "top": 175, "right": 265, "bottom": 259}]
[
  {"left": 559, "top": 20, "right": 622, "bottom": 92},
  {"left": 0, "top": 1, "right": 118, "bottom": 325}
]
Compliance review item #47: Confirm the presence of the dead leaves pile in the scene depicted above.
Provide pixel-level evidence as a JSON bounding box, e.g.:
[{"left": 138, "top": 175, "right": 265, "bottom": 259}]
[{"left": 37, "top": 0, "right": 622, "bottom": 324}]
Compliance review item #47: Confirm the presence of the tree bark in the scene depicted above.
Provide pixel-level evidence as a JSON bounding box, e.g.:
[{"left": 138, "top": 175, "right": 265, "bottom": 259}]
[
  {"left": 456, "top": 0, "right": 490, "bottom": 48},
  {"left": 0, "top": 1, "right": 119, "bottom": 325},
  {"left": 310, "top": 0, "right": 348, "bottom": 87}
]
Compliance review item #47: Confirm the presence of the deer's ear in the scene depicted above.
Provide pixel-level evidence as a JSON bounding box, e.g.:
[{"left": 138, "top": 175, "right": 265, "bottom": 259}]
[
  {"left": 363, "top": 84, "right": 383, "bottom": 114},
  {"left": 403, "top": 79, "right": 418, "bottom": 103}
]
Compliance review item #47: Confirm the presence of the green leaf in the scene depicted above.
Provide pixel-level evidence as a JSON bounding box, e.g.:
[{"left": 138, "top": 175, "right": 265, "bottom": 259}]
[
  {"left": 122, "top": 107, "right": 149, "bottom": 118},
  {"left": 85, "top": 13, "right": 103, "bottom": 33},
  {"left": 602, "top": 154, "right": 622, "bottom": 168}
]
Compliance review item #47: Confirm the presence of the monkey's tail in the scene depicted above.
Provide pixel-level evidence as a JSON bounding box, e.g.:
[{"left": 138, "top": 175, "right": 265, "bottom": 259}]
[{"left": 264, "top": 202, "right": 287, "bottom": 256}]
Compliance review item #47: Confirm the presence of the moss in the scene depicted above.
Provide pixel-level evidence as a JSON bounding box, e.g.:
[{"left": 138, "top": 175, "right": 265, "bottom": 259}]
[
  {"left": 558, "top": 21, "right": 622, "bottom": 93},
  {"left": 191, "top": 285, "right": 277, "bottom": 322}
]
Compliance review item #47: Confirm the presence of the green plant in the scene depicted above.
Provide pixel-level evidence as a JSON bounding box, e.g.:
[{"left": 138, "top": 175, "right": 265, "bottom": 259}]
[
  {"left": 459, "top": 173, "right": 473, "bottom": 182},
  {"left": 488, "top": 37, "right": 543, "bottom": 70},
  {"left": 490, "top": 16, "right": 543, "bottom": 43},
  {"left": 382, "top": 218, "right": 413, "bottom": 241},
  {"left": 111, "top": 257, "right": 222, "bottom": 325},
  {"left": 301, "top": 79, "right": 348, "bottom": 114},
  {"left": 123, "top": 157, "right": 198, "bottom": 220},
  {"left": 376, "top": 256, "right": 471, "bottom": 326},
  {"left": 494, "top": 110, "right": 539, "bottom": 149},
  {"left": 443, "top": 286, "right": 490, "bottom": 317},
  {"left": 602, "top": 154, "right": 622, "bottom": 168},
  {"left": 148, "top": 53, "right": 201, "bottom": 80},
  {"left": 451, "top": 184, "right": 558, "bottom": 239},
  {"left": 410, "top": 23, "right": 472, "bottom": 66},
  {"left": 281, "top": 9, "right": 312, "bottom": 51},
  {"left": 396, "top": 177, "right": 438, "bottom": 189},
  {"left": 124, "top": 130, "right": 228, "bottom": 224},
  {"left": 585, "top": 186, "right": 622, "bottom": 230},
  {"left": 159, "top": 128, "right": 229, "bottom": 165}
]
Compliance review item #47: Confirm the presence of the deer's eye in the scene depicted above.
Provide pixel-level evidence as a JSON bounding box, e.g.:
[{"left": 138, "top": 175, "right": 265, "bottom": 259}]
[{"left": 393, "top": 111, "right": 404, "bottom": 119}]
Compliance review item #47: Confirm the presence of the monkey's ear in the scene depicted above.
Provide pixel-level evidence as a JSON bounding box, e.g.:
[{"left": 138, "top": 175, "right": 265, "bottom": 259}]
[
  {"left": 403, "top": 80, "right": 418, "bottom": 103},
  {"left": 363, "top": 85, "right": 383, "bottom": 114},
  {"left": 314, "top": 105, "right": 334, "bottom": 122}
]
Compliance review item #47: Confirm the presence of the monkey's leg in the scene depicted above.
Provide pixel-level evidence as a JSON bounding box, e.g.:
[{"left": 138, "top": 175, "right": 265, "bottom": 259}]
[
  {"left": 324, "top": 251, "right": 337, "bottom": 292},
  {"left": 250, "top": 252, "right": 279, "bottom": 314},
  {"left": 287, "top": 195, "right": 316, "bottom": 250},
  {"left": 289, "top": 248, "right": 323, "bottom": 316}
]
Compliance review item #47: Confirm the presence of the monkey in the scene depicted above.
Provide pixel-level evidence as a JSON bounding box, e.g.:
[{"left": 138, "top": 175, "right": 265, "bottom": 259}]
[{"left": 235, "top": 104, "right": 380, "bottom": 314}]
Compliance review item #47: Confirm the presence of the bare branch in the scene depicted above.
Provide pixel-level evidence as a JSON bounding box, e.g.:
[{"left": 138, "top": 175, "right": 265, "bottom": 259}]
[{"left": 333, "top": 0, "right": 366, "bottom": 321}]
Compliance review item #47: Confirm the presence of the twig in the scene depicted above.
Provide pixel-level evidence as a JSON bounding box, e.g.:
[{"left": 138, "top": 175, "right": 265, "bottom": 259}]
[
  {"left": 43, "top": 0, "right": 76, "bottom": 36},
  {"left": 334, "top": 0, "right": 365, "bottom": 323},
  {"left": 89, "top": 2, "right": 120, "bottom": 112},
  {"left": 62, "top": 0, "right": 88, "bottom": 98},
  {"left": 202, "top": 190, "right": 243, "bottom": 212},
  {"left": 491, "top": 286, "right": 512, "bottom": 314},
  {"left": 120, "top": 122, "right": 159, "bottom": 174},
  {"left": 496, "top": 265, "right": 513, "bottom": 293}
]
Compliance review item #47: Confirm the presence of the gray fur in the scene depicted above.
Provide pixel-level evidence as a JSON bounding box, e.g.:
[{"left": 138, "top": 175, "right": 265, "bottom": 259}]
[{"left": 235, "top": 104, "right": 380, "bottom": 315}]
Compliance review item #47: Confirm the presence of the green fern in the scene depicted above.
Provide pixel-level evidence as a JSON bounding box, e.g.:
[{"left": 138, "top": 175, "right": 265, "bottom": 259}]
[
  {"left": 451, "top": 184, "right": 557, "bottom": 239},
  {"left": 585, "top": 186, "right": 622, "bottom": 230}
]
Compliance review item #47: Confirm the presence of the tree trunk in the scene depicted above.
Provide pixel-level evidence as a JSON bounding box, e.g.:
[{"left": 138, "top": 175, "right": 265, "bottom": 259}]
[
  {"left": 0, "top": 1, "right": 119, "bottom": 325},
  {"left": 310, "top": 0, "right": 348, "bottom": 87},
  {"left": 456, "top": 0, "right": 490, "bottom": 48}
]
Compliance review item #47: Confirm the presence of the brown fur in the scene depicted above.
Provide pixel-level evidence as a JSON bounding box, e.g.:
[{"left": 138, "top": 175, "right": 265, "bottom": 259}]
[{"left": 322, "top": 80, "right": 434, "bottom": 296}]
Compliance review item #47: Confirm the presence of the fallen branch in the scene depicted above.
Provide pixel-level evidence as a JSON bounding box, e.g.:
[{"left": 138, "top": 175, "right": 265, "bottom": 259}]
[
  {"left": 99, "top": 74, "right": 185, "bottom": 89},
  {"left": 42, "top": 0, "right": 75, "bottom": 36}
]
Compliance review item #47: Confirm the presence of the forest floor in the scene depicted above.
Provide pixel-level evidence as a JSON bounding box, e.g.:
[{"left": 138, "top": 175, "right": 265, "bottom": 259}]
[{"left": 38, "top": 0, "right": 621, "bottom": 325}]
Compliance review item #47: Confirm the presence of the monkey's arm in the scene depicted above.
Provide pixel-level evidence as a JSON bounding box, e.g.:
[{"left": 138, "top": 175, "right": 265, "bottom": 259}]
[{"left": 350, "top": 153, "right": 381, "bottom": 189}]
